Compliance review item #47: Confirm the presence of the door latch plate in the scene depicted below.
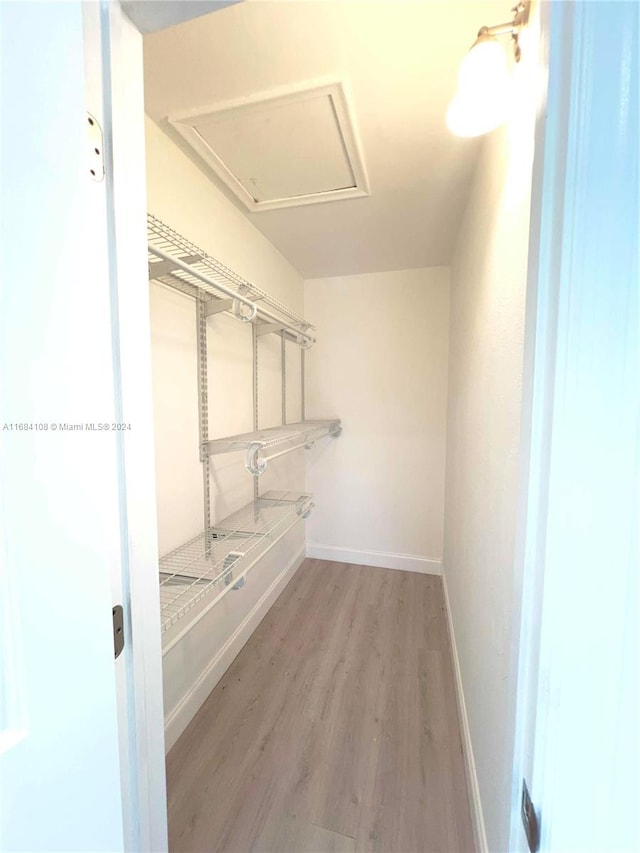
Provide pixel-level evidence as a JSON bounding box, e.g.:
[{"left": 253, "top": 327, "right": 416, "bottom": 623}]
[
  {"left": 521, "top": 779, "right": 540, "bottom": 852},
  {"left": 113, "top": 605, "right": 124, "bottom": 659}
]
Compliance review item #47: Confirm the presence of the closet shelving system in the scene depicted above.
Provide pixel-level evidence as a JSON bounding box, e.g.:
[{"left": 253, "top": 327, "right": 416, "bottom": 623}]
[{"left": 148, "top": 215, "right": 341, "bottom": 650}]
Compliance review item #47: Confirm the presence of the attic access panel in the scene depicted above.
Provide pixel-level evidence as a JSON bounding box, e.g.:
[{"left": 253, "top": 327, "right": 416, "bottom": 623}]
[{"left": 169, "top": 81, "right": 370, "bottom": 212}]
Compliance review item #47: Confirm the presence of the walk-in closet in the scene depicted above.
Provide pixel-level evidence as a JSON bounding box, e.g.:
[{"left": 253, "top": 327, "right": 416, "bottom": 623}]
[
  {"left": 139, "top": 1, "right": 539, "bottom": 850},
  {"left": 4, "top": 2, "right": 637, "bottom": 852},
  {"left": 0, "top": 0, "right": 541, "bottom": 850}
]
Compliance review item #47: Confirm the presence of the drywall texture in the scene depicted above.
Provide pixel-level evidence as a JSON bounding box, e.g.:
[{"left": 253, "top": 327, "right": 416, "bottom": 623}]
[
  {"left": 146, "top": 117, "right": 307, "bottom": 745},
  {"left": 443, "top": 76, "right": 537, "bottom": 850},
  {"left": 304, "top": 268, "right": 449, "bottom": 571}
]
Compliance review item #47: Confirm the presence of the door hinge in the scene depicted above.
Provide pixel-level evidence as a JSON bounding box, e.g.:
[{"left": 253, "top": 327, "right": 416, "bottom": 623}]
[
  {"left": 87, "top": 112, "right": 105, "bottom": 182},
  {"left": 521, "top": 779, "right": 540, "bottom": 852},
  {"left": 112, "top": 605, "right": 124, "bottom": 659}
]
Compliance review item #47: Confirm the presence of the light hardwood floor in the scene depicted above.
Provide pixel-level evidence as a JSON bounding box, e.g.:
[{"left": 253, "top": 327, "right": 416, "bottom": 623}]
[{"left": 166, "top": 559, "right": 475, "bottom": 853}]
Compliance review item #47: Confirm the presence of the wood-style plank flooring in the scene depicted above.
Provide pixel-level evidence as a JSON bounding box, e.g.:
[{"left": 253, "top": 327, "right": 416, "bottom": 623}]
[{"left": 167, "top": 559, "right": 475, "bottom": 853}]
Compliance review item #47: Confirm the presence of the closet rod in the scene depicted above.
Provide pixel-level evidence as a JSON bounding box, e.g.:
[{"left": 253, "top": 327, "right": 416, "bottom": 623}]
[
  {"left": 246, "top": 438, "right": 315, "bottom": 475},
  {"left": 149, "top": 244, "right": 316, "bottom": 348}
]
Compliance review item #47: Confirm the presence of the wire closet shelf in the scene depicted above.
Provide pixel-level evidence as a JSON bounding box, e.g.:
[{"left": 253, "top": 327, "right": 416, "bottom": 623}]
[
  {"left": 147, "top": 214, "right": 316, "bottom": 348},
  {"left": 159, "top": 491, "right": 313, "bottom": 650}
]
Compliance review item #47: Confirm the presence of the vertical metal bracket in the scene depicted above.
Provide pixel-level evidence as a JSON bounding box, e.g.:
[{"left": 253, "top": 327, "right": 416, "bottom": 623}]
[
  {"left": 301, "top": 347, "right": 306, "bottom": 422},
  {"left": 252, "top": 324, "right": 259, "bottom": 502},
  {"left": 196, "top": 299, "right": 211, "bottom": 535},
  {"left": 281, "top": 331, "right": 287, "bottom": 426}
]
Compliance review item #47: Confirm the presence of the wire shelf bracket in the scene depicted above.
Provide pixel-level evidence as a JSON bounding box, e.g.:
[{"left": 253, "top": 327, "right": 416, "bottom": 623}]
[{"left": 148, "top": 214, "right": 316, "bottom": 348}]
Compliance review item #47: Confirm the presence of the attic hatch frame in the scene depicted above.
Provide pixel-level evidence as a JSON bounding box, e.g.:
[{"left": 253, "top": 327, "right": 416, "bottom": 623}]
[
  {"left": 166, "top": 80, "right": 370, "bottom": 213},
  {"left": 148, "top": 214, "right": 341, "bottom": 648}
]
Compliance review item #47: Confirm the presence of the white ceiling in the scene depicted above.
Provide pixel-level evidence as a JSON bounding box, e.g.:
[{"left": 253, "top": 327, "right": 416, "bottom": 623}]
[{"left": 143, "top": 0, "right": 507, "bottom": 278}]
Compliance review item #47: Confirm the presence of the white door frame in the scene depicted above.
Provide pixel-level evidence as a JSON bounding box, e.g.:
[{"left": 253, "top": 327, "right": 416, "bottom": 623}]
[
  {"left": 510, "top": 1, "right": 639, "bottom": 850},
  {"left": 98, "top": 3, "right": 168, "bottom": 850},
  {"left": 103, "top": 3, "right": 245, "bottom": 848},
  {"left": 1, "top": 2, "right": 140, "bottom": 850}
]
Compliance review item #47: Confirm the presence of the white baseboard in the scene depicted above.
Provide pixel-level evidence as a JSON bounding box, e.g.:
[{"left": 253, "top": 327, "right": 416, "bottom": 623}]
[
  {"left": 306, "top": 543, "right": 441, "bottom": 575},
  {"left": 441, "top": 567, "right": 488, "bottom": 853},
  {"left": 164, "top": 545, "right": 305, "bottom": 752}
]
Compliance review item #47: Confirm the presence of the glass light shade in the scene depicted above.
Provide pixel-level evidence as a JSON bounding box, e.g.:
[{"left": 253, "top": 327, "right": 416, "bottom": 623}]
[{"left": 447, "top": 36, "right": 511, "bottom": 137}]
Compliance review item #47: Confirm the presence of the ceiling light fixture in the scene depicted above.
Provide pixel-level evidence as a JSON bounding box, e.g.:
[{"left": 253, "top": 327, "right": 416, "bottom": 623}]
[{"left": 447, "top": 2, "right": 530, "bottom": 138}]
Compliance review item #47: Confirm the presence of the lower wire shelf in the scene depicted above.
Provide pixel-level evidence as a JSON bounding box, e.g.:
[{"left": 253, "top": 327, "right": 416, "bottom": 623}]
[{"left": 159, "top": 490, "right": 312, "bottom": 647}]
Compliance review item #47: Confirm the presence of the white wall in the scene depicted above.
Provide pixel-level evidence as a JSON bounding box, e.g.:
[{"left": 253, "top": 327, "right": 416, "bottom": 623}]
[
  {"left": 442, "top": 46, "right": 538, "bottom": 852},
  {"left": 304, "top": 268, "right": 449, "bottom": 573},
  {"left": 145, "top": 117, "right": 308, "bottom": 748}
]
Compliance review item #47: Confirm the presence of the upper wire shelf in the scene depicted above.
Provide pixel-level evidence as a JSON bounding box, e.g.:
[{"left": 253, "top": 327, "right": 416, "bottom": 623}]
[
  {"left": 204, "top": 419, "right": 342, "bottom": 475},
  {"left": 159, "top": 490, "right": 313, "bottom": 649},
  {"left": 147, "top": 214, "right": 315, "bottom": 348}
]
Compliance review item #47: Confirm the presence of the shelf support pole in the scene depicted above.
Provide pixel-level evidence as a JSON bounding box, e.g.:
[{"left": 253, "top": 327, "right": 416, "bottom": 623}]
[
  {"left": 196, "top": 298, "right": 211, "bottom": 537},
  {"left": 281, "top": 331, "right": 287, "bottom": 426},
  {"left": 301, "top": 348, "right": 306, "bottom": 422},
  {"left": 252, "top": 324, "right": 259, "bottom": 503}
]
